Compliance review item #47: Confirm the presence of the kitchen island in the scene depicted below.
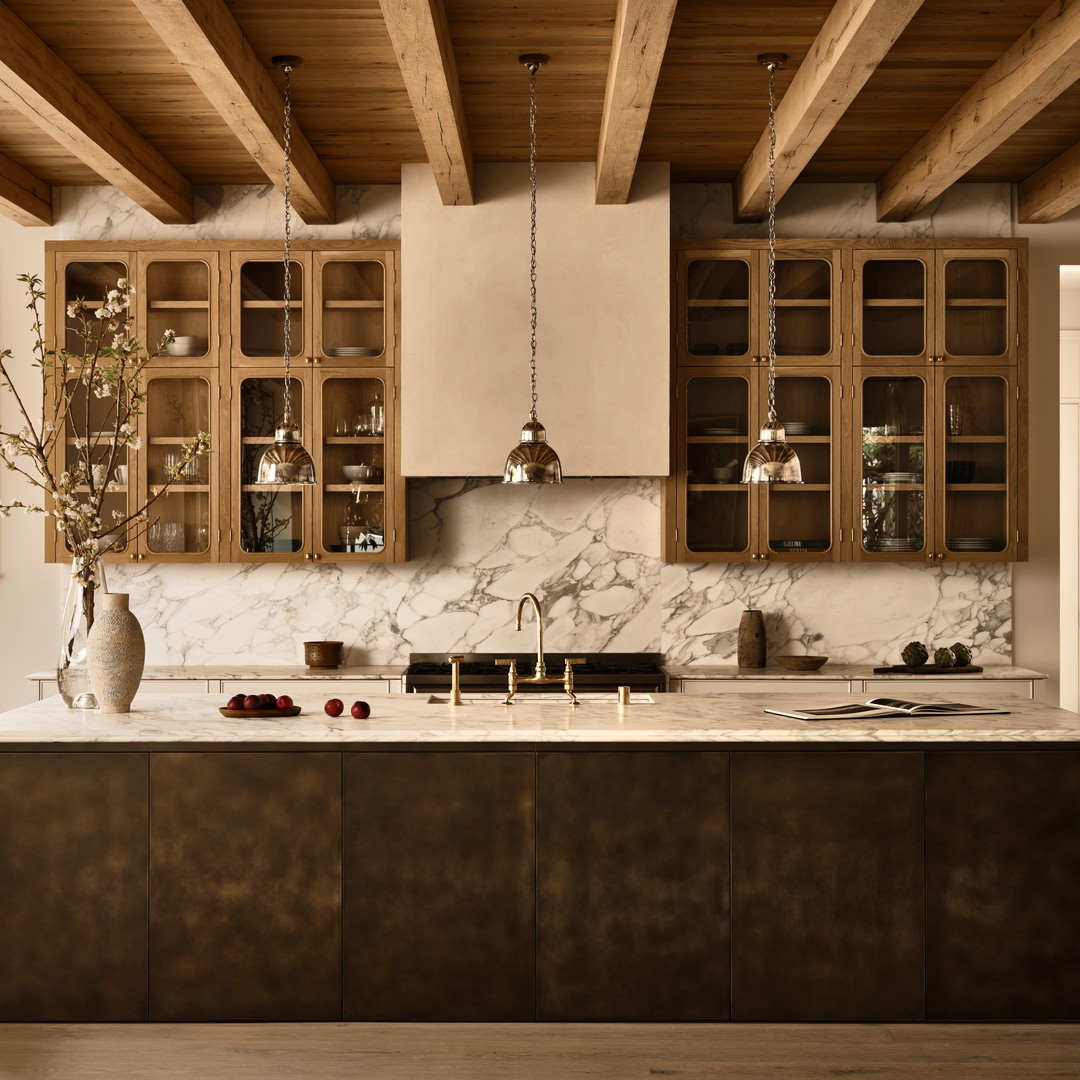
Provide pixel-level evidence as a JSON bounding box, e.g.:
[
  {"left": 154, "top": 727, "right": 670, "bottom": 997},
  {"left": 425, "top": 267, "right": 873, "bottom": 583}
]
[{"left": 1, "top": 691, "right": 1078, "bottom": 1026}]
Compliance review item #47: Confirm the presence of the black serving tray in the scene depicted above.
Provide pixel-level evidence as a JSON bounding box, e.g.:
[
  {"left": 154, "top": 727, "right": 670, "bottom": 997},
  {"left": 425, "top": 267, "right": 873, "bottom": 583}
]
[{"left": 872, "top": 664, "right": 983, "bottom": 674}]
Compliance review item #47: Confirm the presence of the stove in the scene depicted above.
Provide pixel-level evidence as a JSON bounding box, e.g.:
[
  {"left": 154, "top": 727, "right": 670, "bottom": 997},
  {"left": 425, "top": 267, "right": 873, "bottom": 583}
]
[{"left": 404, "top": 653, "right": 667, "bottom": 694}]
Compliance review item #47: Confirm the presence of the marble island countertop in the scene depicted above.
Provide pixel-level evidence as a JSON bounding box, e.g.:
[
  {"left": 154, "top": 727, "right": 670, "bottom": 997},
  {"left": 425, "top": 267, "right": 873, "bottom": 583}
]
[
  {"left": 663, "top": 664, "right": 1047, "bottom": 680},
  {"left": 27, "top": 664, "right": 406, "bottom": 682},
  {"left": 1, "top": 690, "right": 1077, "bottom": 747}
]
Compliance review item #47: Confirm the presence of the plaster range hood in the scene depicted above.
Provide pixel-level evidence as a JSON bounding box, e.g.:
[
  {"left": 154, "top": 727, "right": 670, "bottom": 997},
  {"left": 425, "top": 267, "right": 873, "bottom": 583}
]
[{"left": 400, "top": 162, "right": 671, "bottom": 478}]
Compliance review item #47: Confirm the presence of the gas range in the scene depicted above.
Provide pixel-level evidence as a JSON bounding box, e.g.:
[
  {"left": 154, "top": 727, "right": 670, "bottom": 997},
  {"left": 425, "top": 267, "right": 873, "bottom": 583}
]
[{"left": 403, "top": 653, "right": 667, "bottom": 694}]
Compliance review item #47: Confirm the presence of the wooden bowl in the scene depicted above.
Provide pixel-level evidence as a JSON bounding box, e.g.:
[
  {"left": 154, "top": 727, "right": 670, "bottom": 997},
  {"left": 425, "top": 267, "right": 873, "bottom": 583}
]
[{"left": 774, "top": 655, "right": 828, "bottom": 671}]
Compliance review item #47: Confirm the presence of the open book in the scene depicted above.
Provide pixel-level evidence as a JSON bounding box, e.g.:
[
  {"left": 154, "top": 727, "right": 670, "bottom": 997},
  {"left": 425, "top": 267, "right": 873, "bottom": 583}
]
[{"left": 765, "top": 697, "right": 1011, "bottom": 721}]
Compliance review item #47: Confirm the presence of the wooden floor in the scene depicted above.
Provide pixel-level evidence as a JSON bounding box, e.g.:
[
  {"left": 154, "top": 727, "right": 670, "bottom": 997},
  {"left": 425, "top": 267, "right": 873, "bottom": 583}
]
[{"left": 0, "top": 1024, "right": 1078, "bottom": 1079}]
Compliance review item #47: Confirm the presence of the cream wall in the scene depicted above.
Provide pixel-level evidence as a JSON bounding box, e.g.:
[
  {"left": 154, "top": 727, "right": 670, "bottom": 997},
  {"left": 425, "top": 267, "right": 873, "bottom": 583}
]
[{"left": 0, "top": 213, "right": 65, "bottom": 707}]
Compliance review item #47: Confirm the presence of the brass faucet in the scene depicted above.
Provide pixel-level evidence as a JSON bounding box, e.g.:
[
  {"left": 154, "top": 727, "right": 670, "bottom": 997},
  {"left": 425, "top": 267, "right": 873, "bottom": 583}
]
[
  {"left": 498, "top": 592, "right": 584, "bottom": 705},
  {"left": 448, "top": 654, "right": 464, "bottom": 706}
]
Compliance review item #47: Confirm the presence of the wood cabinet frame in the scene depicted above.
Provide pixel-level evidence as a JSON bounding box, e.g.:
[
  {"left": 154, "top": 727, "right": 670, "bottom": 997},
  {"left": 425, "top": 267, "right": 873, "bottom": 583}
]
[
  {"left": 43, "top": 240, "right": 404, "bottom": 565},
  {"left": 666, "top": 238, "right": 1028, "bottom": 565}
]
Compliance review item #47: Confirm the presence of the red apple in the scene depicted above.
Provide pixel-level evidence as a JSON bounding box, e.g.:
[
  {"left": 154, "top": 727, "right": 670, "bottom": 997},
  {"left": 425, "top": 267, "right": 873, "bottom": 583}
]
[
  {"left": 324, "top": 698, "right": 344, "bottom": 717},
  {"left": 259, "top": 693, "right": 277, "bottom": 709},
  {"left": 350, "top": 700, "right": 370, "bottom": 719},
  {"left": 226, "top": 694, "right": 245, "bottom": 710},
  {"left": 275, "top": 694, "right": 294, "bottom": 710},
  {"left": 243, "top": 695, "right": 261, "bottom": 711}
]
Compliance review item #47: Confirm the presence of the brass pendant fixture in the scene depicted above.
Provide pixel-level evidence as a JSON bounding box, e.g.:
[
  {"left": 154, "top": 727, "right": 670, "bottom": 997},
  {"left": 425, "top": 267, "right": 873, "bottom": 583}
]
[
  {"left": 504, "top": 54, "right": 563, "bottom": 485},
  {"left": 742, "top": 54, "right": 802, "bottom": 485},
  {"left": 256, "top": 55, "right": 316, "bottom": 486}
]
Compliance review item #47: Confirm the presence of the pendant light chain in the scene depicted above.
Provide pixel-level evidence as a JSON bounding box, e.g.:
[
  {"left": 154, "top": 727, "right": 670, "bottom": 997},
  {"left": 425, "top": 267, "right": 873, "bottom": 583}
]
[
  {"left": 281, "top": 62, "right": 295, "bottom": 426},
  {"left": 528, "top": 61, "right": 539, "bottom": 422},
  {"left": 765, "top": 59, "right": 778, "bottom": 424}
]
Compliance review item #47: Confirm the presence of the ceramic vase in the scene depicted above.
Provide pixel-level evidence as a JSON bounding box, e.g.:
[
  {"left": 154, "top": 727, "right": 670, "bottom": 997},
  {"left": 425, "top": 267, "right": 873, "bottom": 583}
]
[
  {"left": 58, "top": 556, "right": 107, "bottom": 709},
  {"left": 737, "top": 608, "right": 766, "bottom": 668},
  {"left": 86, "top": 592, "right": 145, "bottom": 714}
]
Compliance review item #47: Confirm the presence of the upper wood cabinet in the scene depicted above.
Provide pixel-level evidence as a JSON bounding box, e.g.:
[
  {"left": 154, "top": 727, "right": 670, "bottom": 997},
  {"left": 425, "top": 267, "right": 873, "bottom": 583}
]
[
  {"left": 665, "top": 238, "right": 1027, "bottom": 564},
  {"left": 677, "top": 246, "right": 843, "bottom": 367},
  {"left": 44, "top": 241, "right": 403, "bottom": 565}
]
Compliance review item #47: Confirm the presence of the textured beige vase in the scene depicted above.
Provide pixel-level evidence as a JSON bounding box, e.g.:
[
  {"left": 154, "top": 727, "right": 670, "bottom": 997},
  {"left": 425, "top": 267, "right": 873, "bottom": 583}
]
[{"left": 86, "top": 592, "right": 145, "bottom": 714}]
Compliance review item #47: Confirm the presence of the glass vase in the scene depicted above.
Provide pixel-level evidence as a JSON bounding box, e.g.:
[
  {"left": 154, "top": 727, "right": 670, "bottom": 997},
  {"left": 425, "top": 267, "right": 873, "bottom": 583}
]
[{"left": 58, "top": 556, "right": 108, "bottom": 709}]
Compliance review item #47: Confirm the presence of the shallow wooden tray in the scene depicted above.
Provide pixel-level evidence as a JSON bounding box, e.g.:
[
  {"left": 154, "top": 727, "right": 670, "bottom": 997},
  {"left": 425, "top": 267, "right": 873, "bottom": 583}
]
[{"left": 218, "top": 706, "right": 302, "bottom": 718}]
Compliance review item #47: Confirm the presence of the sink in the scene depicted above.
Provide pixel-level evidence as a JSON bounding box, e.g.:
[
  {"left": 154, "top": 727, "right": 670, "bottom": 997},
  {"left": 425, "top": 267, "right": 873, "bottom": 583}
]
[{"left": 425, "top": 692, "right": 654, "bottom": 705}]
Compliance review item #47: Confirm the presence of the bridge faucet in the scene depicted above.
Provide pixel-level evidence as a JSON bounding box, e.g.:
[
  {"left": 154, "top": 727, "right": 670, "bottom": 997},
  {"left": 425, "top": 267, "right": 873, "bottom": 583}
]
[
  {"left": 499, "top": 593, "right": 583, "bottom": 706},
  {"left": 515, "top": 592, "right": 547, "bottom": 680}
]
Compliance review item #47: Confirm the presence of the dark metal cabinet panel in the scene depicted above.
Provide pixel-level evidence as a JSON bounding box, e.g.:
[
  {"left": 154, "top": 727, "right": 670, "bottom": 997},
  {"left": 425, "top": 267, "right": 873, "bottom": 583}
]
[
  {"left": 926, "top": 751, "right": 1080, "bottom": 1020},
  {"left": 537, "top": 751, "right": 730, "bottom": 1021},
  {"left": 0, "top": 753, "right": 148, "bottom": 1020},
  {"left": 730, "top": 751, "right": 924, "bottom": 1020},
  {"left": 344, "top": 752, "right": 535, "bottom": 1020},
  {"left": 150, "top": 752, "right": 341, "bottom": 1020}
]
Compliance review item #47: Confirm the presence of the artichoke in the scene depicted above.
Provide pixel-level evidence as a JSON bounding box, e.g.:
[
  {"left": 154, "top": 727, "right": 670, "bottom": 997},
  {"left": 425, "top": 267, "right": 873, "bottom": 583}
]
[
  {"left": 901, "top": 641, "right": 929, "bottom": 667},
  {"left": 934, "top": 647, "right": 956, "bottom": 668},
  {"left": 951, "top": 642, "right": 973, "bottom": 667}
]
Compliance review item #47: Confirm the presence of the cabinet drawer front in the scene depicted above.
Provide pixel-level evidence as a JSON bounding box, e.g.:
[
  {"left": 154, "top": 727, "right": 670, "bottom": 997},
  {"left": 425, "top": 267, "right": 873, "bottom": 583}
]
[{"left": 862, "top": 679, "right": 1032, "bottom": 699}]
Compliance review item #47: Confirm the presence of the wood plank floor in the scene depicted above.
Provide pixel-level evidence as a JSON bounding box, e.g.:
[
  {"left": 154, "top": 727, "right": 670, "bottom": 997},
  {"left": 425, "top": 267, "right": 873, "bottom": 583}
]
[{"left": 0, "top": 1024, "right": 1078, "bottom": 1079}]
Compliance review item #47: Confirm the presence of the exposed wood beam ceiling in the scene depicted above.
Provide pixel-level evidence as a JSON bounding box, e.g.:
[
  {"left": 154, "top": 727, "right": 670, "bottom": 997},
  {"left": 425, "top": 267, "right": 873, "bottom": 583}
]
[
  {"left": 733, "top": 0, "right": 925, "bottom": 221},
  {"left": 130, "top": 0, "right": 337, "bottom": 224},
  {"left": 595, "top": 0, "right": 678, "bottom": 204},
  {"left": 877, "top": 0, "right": 1080, "bottom": 221},
  {"left": 0, "top": 2, "right": 1078, "bottom": 225},
  {"left": 0, "top": 1, "right": 193, "bottom": 224}
]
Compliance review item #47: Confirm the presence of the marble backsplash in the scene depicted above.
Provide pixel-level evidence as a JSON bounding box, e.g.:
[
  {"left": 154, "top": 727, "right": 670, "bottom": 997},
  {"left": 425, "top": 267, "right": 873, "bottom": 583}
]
[
  {"left": 68, "top": 180, "right": 1013, "bottom": 668},
  {"left": 105, "top": 476, "right": 1011, "bottom": 668}
]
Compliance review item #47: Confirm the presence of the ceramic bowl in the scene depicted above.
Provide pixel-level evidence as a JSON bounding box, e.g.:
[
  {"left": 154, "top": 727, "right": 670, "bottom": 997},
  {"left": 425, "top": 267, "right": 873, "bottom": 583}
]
[
  {"left": 343, "top": 464, "right": 373, "bottom": 482},
  {"left": 774, "top": 655, "right": 829, "bottom": 671}
]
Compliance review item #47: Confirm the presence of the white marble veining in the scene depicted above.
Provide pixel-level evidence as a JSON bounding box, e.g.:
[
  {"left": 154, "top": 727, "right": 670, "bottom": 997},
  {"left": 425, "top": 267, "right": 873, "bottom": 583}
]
[
  {"left": 51, "top": 183, "right": 1015, "bottom": 674},
  {"left": 670, "top": 182, "right": 1013, "bottom": 240},
  {"left": 27, "top": 665, "right": 403, "bottom": 682},
  {"left": 1, "top": 691, "right": 1076, "bottom": 744}
]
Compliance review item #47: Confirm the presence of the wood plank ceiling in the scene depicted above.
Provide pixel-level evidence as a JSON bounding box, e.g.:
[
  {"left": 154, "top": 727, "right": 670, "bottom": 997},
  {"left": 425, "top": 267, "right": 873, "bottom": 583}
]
[{"left": 0, "top": 0, "right": 1077, "bottom": 226}]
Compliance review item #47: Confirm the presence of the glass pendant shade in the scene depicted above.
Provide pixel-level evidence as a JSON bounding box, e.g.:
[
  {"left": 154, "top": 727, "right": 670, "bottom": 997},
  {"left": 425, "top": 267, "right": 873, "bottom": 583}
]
[
  {"left": 741, "top": 417, "right": 803, "bottom": 483},
  {"left": 503, "top": 419, "right": 562, "bottom": 484},
  {"left": 256, "top": 420, "right": 317, "bottom": 484}
]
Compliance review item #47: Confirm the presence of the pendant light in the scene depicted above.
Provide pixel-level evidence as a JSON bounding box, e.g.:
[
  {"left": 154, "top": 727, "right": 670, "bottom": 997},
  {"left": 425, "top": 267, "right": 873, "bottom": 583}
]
[
  {"left": 503, "top": 54, "right": 563, "bottom": 485},
  {"left": 256, "top": 55, "right": 316, "bottom": 486},
  {"left": 742, "top": 55, "right": 802, "bottom": 485}
]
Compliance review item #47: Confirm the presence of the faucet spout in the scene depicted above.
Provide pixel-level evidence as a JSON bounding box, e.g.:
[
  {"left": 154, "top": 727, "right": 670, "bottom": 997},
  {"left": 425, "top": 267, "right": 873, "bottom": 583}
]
[{"left": 514, "top": 592, "right": 547, "bottom": 679}]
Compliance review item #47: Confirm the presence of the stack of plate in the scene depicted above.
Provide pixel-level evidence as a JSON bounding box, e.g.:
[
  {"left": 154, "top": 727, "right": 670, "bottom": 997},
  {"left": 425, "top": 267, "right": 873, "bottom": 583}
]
[
  {"left": 782, "top": 421, "right": 811, "bottom": 435},
  {"left": 327, "top": 346, "right": 380, "bottom": 357},
  {"left": 876, "top": 471, "right": 921, "bottom": 484},
  {"left": 869, "top": 537, "right": 922, "bottom": 552},
  {"left": 947, "top": 537, "right": 995, "bottom": 552}
]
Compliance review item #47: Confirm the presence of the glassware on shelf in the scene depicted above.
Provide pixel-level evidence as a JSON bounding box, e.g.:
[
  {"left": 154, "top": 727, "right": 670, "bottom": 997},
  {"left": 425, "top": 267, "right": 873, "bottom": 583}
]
[
  {"left": 354, "top": 415, "right": 372, "bottom": 437},
  {"left": 368, "top": 392, "right": 384, "bottom": 436}
]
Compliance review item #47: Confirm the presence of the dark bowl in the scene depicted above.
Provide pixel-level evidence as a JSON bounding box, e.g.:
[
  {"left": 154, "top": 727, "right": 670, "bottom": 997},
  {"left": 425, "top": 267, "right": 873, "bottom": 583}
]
[{"left": 945, "top": 460, "right": 976, "bottom": 483}]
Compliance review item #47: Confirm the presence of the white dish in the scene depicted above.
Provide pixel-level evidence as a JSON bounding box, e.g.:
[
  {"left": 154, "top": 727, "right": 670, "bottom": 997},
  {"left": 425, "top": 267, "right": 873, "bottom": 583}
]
[
  {"left": 165, "top": 341, "right": 205, "bottom": 357},
  {"left": 326, "top": 346, "right": 380, "bottom": 357}
]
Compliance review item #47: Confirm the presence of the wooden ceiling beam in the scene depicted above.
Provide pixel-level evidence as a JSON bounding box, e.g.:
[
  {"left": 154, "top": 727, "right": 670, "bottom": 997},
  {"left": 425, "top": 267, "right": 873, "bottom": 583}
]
[
  {"left": 0, "top": 149, "right": 52, "bottom": 226},
  {"left": 1018, "top": 141, "right": 1080, "bottom": 223},
  {"left": 379, "top": 0, "right": 473, "bottom": 206},
  {"left": 595, "top": 0, "right": 678, "bottom": 205},
  {"left": 734, "top": 0, "right": 925, "bottom": 221},
  {"left": 131, "top": 0, "right": 336, "bottom": 224},
  {"left": 0, "top": 3, "right": 192, "bottom": 224},
  {"left": 877, "top": 0, "right": 1080, "bottom": 222}
]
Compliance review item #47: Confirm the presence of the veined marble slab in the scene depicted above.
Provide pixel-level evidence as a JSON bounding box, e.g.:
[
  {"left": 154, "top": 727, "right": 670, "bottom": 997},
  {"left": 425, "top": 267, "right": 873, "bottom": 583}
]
[{"left": 1, "top": 692, "right": 1077, "bottom": 745}]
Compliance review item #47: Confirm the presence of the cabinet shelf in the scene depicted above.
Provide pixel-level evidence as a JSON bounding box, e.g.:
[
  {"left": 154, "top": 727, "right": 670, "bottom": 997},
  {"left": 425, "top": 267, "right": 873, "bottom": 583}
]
[
  {"left": 149, "top": 300, "right": 210, "bottom": 310},
  {"left": 323, "top": 436, "right": 385, "bottom": 445},
  {"left": 149, "top": 436, "right": 201, "bottom": 446},
  {"left": 322, "top": 300, "right": 384, "bottom": 310},
  {"left": 946, "top": 299, "right": 1007, "bottom": 308},
  {"left": 863, "top": 482, "right": 924, "bottom": 490},
  {"left": 946, "top": 435, "right": 1006, "bottom": 443},
  {"left": 863, "top": 299, "right": 925, "bottom": 308},
  {"left": 150, "top": 483, "right": 210, "bottom": 493},
  {"left": 774, "top": 299, "right": 830, "bottom": 307},
  {"left": 325, "top": 483, "right": 385, "bottom": 493},
  {"left": 688, "top": 299, "right": 749, "bottom": 308},
  {"left": 862, "top": 434, "right": 925, "bottom": 444},
  {"left": 770, "top": 484, "right": 831, "bottom": 493},
  {"left": 946, "top": 483, "right": 1007, "bottom": 492},
  {"left": 241, "top": 300, "right": 302, "bottom": 309}
]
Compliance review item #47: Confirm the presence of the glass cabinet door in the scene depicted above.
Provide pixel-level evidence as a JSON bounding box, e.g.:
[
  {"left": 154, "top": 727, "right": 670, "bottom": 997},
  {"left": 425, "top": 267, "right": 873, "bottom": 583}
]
[
  {"left": 237, "top": 376, "right": 307, "bottom": 556},
  {"left": 59, "top": 258, "right": 130, "bottom": 354},
  {"left": 144, "top": 374, "right": 212, "bottom": 559},
  {"left": 317, "top": 374, "right": 388, "bottom": 557},
  {"left": 141, "top": 255, "right": 216, "bottom": 366},
  {"left": 234, "top": 256, "right": 307, "bottom": 364},
  {"left": 683, "top": 257, "right": 752, "bottom": 362},
  {"left": 940, "top": 373, "right": 1012, "bottom": 557},
  {"left": 938, "top": 252, "right": 1016, "bottom": 364},
  {"left": 764, "top": 372, "right": 838, "bottom": 558},
  {"left": 681, "top": 372, "right": 753, "bottom": 556},
  {"left": 857, "top": 374, "right": 929, "bottom": 559},
  {"left": 315, "top": 255, "right": 387, "bottom": 363},
  {"left": 854, "top": 253, "right": 930, "bottom": 364},
  {"left": 767, "top": 254, "right": 838, "bottom": 364},
  {"left": 59, "top": 380, "right": 132, "bottom": 561}
]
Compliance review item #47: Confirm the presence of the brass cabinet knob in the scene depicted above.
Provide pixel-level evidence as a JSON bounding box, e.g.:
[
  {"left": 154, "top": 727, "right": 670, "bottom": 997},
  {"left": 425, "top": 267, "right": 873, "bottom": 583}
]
[
  {"left": 312, "top": 552, "right": 321, "bottom": 561},
  {"left": 130, "top": 553, "right": 138, "bottom": 561}
]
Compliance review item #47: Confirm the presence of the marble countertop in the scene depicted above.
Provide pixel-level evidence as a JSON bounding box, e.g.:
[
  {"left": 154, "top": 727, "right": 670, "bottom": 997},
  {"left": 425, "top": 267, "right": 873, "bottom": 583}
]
[
  {"left": 1, "top": 690, "right": 1077, "bottom": 745},
  {"left": 27, "top": 665, "right": 406, "bottom": 681},
  {"left": 663, "top": 664, "right": 1047, "bottom": 680}
]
